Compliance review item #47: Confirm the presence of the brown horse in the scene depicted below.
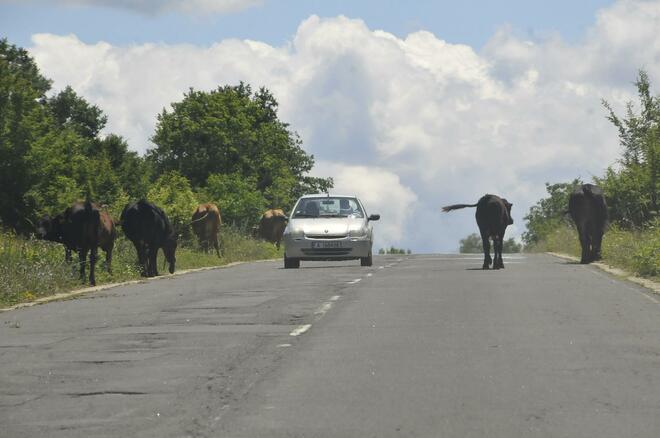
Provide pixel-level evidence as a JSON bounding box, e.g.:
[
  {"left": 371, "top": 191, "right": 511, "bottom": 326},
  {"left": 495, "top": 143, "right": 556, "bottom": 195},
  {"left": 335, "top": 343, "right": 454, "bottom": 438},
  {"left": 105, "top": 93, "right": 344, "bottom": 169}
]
[{"left": 191, "top": 203, "right": 222, "bottom": 257}]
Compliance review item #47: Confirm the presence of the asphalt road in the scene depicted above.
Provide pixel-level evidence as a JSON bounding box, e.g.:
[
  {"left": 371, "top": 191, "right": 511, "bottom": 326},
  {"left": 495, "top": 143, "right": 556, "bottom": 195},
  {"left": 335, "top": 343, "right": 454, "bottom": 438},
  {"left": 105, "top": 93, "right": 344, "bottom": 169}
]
[{"left": 2, "top": 254, "right": 660, "bottom": 437}]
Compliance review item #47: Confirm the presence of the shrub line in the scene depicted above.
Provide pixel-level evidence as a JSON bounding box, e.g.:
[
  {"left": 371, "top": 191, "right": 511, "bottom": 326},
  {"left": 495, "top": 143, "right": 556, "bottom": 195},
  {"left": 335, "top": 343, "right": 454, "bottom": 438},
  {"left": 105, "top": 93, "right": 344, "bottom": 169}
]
[
  {"left": 0, "top": 258, "right": 280, "bottom": 313},
  {"left": 547, "top": 252, "right": 660, "bottom": 294}
]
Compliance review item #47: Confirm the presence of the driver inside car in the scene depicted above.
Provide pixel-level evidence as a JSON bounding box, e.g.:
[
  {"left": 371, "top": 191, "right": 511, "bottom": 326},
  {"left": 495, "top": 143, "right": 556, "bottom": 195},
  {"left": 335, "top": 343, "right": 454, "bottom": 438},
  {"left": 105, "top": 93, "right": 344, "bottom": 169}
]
[{"left": 339, "top": 198, "right": 355, "bottom": 216}]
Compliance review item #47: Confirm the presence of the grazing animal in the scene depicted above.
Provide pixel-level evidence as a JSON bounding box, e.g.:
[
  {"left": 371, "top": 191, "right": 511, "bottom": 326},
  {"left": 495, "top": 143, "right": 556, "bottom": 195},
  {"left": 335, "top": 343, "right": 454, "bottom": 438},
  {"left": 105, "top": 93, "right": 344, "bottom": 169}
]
[
  {"left": 258, "top": 209, "right": 288, "bottom": 249},
  {"left": 121, "top": 200, "right": 177, "bottom": 277},
  {"left": 442, "top": 194, "right": 514, "bottom": 270},
  {"left": 36, "top": 203, "right": 116, "bottom": 285},
  {"left": 36, "top": 213, "right": 74, "bottom": 262},
  {"left": 568, "top": 184, "right": 608, "bottom": 264},
  {"left": 191, "top": 203, "right": 222, "bottom": 257}
]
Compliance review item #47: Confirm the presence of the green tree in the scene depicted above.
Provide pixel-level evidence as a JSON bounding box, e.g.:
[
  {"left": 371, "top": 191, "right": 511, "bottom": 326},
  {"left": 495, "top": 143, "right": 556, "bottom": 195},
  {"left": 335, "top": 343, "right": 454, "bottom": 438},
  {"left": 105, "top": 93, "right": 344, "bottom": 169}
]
[
  {"left": 379, "top": 246, "right": 409, "bottom": 254},
  {"left": 24, "top": 126, "right": 123, "bottom": 216},
  {"left": 522, "top": 180, "right": 582, "bottom": 246},
  {"left": 94, "top": 134, "right": 152, "bottom": 199},
  {"left": 0, "top": 39, "right": 147, "bottom": 227},
  {"left": 148, "top": 83, "right": 332, "bottom": 212},
  {"left": 46, "top": 85, "right": 107, "bottom": 139},
  {"left": 460, "top": 233, "right": 521, "bottom": 253},
  {"left": 503, "top": 238, "right": 522, "bottom": 253},
  {"left": 459, "top": 233, "right": 482, "bottom": 253},
  {"left": 147, "top": 171, "right": 199, "bottom": 239},
  {"left": 601, "top": 70, "right": 659, "bottom": 226},
  {"left": 0, "top": 38, "right": 52, "bottom": 229},
  {"left": 201, "top": 173, "right": 268, "bottom": 229}
]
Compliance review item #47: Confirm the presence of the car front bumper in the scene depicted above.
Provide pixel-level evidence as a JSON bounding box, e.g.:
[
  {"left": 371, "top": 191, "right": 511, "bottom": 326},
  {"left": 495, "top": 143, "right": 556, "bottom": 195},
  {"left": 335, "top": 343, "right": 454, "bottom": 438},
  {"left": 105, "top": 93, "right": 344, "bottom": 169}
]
[{"left": 284, "top": 235, "right": 372, "bottom": 260}]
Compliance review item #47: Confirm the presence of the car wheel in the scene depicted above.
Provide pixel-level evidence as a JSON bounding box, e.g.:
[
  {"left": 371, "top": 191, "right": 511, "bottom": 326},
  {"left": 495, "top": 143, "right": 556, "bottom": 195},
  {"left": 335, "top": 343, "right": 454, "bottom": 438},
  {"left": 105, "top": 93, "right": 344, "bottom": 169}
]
[
  {"left": 284, "top": 255, "right": 300, "bottom": 269},
  {"left": 360, "top": 253, "right": 372, "bottom": 267}
]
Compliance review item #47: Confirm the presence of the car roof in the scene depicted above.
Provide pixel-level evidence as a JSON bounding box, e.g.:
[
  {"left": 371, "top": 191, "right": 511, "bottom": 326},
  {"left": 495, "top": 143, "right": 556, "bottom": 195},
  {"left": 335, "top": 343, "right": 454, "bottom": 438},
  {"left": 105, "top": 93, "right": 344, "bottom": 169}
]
[{"left": 298, "top": 194, "right": 358, "bottom": 199}]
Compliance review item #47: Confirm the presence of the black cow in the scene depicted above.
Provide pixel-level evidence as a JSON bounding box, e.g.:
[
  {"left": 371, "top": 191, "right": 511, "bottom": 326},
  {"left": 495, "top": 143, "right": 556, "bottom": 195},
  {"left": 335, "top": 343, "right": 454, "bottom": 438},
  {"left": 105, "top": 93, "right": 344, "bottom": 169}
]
[
  {"left": 442, "top": 194, "right": 514, "bottom": 270},
  {"left": 121, "top": 200, "right": 177, "bottom": 277},
  {"left": 569, "top": 184, "right": 608, "bottom": 264},
  {"left": 36, "top": 202, "right": 116, "bottom": 285},
  {"left": 37, "top": 213, "right": 74, "bottom": 262}
]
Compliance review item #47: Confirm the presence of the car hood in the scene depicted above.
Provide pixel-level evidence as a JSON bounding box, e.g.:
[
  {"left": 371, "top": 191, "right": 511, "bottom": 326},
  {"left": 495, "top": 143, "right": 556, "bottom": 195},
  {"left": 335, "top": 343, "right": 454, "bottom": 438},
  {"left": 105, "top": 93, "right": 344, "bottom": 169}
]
[{"left": 290, "top": 217, "right": 366, "bottom": 236}]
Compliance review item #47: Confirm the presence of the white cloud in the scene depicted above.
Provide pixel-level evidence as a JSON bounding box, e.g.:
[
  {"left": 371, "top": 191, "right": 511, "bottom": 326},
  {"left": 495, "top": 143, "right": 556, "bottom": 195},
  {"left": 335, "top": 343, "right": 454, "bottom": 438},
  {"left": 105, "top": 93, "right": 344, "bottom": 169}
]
[
  {"left": 28, "top": 0, "right": 660, "bottom": 252},
  {"left": 1, "top": 0, "right": 262, "bottom": 15}
]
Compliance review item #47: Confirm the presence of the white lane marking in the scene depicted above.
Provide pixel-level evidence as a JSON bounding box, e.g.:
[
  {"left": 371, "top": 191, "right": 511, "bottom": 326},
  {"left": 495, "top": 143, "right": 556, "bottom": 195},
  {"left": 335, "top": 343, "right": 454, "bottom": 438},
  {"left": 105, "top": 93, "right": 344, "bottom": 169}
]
[
  {"left": 292, "top": 295, "right": 342, "bottom": 338},
  {"left": 347, "top": 278, "right": 362, "bottom": 284},
  {"left": 366, "top": 273, "right": 373, "bottom": 277},
  {"left": 289, "top": 324, "right": 311, "bottom": 337},
  {"left": 315, "top": 294, "right": 342, "bottom": 316},
  {"left": 277, "top": 343, "right": 292, "bottom": 348},
  {"left": 378, "top": 266, "right": 384, "bottom": 270},
  {"left": 314, "top": 301, "right": 334, "bottom": 316}
]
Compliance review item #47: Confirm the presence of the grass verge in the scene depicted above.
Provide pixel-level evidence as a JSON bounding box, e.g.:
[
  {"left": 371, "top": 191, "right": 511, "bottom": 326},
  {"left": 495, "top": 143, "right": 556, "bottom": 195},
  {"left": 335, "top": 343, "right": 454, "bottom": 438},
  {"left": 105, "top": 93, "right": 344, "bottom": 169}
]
[
  {"left": 526, "top": 220, "right": 659, "bottom": 281},
  {"left": 0, "top": 227, "right": 282, "bottom": 308}
]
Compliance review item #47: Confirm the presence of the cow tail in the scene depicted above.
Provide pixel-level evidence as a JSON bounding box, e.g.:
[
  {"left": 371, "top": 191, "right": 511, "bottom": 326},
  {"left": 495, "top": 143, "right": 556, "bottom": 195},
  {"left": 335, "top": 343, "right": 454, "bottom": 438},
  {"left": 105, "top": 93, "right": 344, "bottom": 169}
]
[
  {"left": 85, "top": 201, "right": 101, "bottom": 244},
  {"left": 441, "top": 203, "right": 479, "bottom": 213},
  {"left": 190, "top": 211, "right": 210, "bottom": 225}
]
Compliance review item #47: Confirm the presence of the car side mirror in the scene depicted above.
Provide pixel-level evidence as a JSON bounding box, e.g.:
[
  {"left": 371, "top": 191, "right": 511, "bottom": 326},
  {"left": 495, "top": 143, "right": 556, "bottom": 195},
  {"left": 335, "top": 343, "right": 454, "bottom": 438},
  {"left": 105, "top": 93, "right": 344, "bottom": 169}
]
[{"left": 368, "top": 214, "right": 380, "bottom": 221}]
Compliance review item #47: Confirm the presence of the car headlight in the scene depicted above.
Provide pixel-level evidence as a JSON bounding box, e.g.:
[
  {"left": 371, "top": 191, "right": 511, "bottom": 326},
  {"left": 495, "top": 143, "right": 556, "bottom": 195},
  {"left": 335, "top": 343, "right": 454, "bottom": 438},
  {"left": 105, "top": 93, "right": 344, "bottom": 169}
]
[
  {"left": 285, "top": 227, "right": 305, "bottom": 238},
  {"left": 348, "top": 227, "right": 368, "bottom": 238}
]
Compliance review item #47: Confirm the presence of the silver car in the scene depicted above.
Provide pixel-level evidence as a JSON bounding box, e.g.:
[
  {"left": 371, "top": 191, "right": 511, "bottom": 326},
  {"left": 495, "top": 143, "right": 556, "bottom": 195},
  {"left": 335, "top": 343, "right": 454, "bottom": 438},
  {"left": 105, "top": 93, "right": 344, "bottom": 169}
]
[{"left": 283, "top": 194, "right": 380, "bottom": 268}]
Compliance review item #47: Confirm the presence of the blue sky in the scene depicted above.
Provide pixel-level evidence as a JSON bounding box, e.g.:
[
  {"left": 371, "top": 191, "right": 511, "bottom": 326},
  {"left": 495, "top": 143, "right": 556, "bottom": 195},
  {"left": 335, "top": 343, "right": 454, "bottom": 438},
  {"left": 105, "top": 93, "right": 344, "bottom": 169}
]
[
  {"left": 2, "top": 0, "right": 615, "bottom": 49},
  {"left": 2, "top": 0, "right": 656, "bottom": 252}
]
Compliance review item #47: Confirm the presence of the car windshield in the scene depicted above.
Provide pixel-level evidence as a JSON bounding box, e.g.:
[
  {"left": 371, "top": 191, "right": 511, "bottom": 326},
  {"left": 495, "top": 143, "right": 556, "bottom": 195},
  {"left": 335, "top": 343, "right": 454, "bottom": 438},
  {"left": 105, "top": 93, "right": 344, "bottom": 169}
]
[{"left": 292, "top": 197, "right": 365, "bottom": 219}]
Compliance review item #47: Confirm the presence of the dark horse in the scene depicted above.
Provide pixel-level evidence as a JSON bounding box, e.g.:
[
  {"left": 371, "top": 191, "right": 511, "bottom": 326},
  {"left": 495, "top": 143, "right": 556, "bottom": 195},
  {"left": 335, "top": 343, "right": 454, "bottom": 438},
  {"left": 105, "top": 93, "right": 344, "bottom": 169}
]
[
  {"left": 442, "top": 194, "right": 514, "bottom": 269},
  {"left": 121, "top": 200, "right": 177, "bottom": 277},
  {"left": 568, "top": 184, "right": 608, "bottom": 264}
]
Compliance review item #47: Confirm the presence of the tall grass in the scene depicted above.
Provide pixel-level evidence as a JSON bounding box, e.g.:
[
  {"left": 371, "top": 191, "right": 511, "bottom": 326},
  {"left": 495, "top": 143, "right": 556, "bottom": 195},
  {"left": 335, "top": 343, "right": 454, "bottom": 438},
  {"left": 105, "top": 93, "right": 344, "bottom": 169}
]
[
  {"left": 526, "top": 220, "right": 659, "bottom": 280},
  {"left": 0, "top": 226, "right": 282, "bottom": 307}
]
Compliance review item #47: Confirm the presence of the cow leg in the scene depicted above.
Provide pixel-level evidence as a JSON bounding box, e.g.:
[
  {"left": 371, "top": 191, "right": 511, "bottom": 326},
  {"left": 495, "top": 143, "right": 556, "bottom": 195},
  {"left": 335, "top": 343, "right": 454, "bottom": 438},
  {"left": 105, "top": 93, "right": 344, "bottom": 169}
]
[
  {"left": 105, "top": 243, "right": 113, "bottom": 275},
  {"left": 481, "top": 233, "right": 492, "bottom": 269},
  {"left": 78, "top": 248, "right": 87, "bottom": 282},
  {"left": 144, "top": 245, "right": 151, "bottom": 277},
  {"left": 276, "top": 239, "right": 280, "bottom": 250},
  {"left": 149, "top": 247, "right": 158, "bottom": 277},
  {"left": 592, "top": 229, "right": 603, "bottom": 261},
  {"left": 89, "top": 246, "right": 97, "bottom": 286},
  {"left": 214, "top": 235, "right": 221, "bottom": 257},
  {"left": 133, "top": 242, "right": 147, "bottom": 276},
  {"left": 499, "top": 237, "right": 505, "bottom": 268},
  {"left": 493, "top": 236, "right": 504, "bottom": 269},
  {"left": 578, "top": 226, "right": 591, "bottom": 264}
]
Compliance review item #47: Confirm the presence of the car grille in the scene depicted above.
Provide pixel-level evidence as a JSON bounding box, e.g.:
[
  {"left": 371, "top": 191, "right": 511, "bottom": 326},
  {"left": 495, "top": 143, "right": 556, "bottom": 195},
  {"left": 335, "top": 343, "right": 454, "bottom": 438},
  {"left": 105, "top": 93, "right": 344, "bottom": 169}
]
[
  {"left": 306, "top": 234, "right": 347, "bottom": 239},
  {"left": 301, "top": 248, "right": 353, "bottom": 256}
]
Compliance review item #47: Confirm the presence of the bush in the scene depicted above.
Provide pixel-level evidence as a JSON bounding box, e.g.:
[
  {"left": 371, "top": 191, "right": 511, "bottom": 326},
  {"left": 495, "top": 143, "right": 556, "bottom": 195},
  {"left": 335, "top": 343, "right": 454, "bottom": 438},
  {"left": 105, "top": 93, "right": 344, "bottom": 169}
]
[
  {"left": 526, "top": 221, "right": 659, "bottom": 279},
  {"left": 602, "top": 220, "right": 659, "bottom": 277},
  {"left": 201, "top": 173, "right": 267, "bottom": 230},
  {"left": 147, "top": 171, "right": 199, "bottom": 239}
]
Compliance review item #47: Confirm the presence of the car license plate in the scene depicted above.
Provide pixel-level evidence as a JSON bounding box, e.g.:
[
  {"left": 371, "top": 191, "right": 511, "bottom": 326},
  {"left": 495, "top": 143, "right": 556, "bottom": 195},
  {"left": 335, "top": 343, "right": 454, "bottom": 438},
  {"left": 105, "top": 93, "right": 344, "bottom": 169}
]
[{"left": 311, "top": 241, "right": 342, "bottom": 249}]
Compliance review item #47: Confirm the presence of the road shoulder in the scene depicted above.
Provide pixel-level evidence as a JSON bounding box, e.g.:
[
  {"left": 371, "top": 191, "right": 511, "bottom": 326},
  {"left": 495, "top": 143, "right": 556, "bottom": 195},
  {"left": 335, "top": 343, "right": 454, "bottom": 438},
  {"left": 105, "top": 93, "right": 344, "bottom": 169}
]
[
  {"left": 0, "top": 258, "right": 280, "bottom": 313},
  {"left": 547, "top": 252, "right": 659, "bottom": 294}
]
